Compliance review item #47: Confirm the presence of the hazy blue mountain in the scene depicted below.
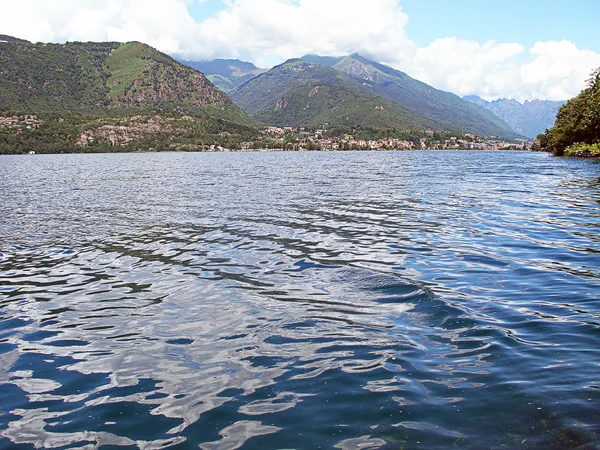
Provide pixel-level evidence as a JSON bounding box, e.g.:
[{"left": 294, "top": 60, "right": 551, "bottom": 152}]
[
  {"left": 230, "top": 59, "right": 441, "bottom": 129},
  {"left": 328, "top": 54, "right": 518, "bottom": 138},
  {"left": 463, "top": 95, "right": 489, "bottom": 107},
  {"left": 0, "top": 35, "right": 31, "bottom": 44},
  {"left": 179, "top": 58, "right": 265, "bottom": 93},
  {"left": 301, "top": 54, "right": 345, "bottom": 67},
  {"left": 464, "top": 95, "right": 565, "bottom": 138}
]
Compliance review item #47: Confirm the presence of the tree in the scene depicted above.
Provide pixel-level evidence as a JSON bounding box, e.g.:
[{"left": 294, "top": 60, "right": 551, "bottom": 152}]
[{"left": 541, "top": 67, "right": 600, "bottom": 156}]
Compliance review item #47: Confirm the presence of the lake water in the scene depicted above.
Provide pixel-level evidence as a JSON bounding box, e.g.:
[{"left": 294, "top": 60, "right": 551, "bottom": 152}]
[{"left": 0, "top": 150, "right": 599, "bottom": 449}]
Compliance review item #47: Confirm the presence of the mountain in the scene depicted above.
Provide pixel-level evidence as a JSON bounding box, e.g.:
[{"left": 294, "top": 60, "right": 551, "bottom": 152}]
[
  {"left": 325, "top": 54, "right": 518, "bottom": 138},
  {"left": 0, "top": 34, "right": 31, "bottom": 44},
  {"left": 464, "top": 95, "right": 565, "bottom": 138},
  {"left": 230, "top": 59, "right": 440, "bottom": 129},
  {"left": 301, "top": 54, "right": 345, "bottom": 67},
  {"left": 463, "top": 95, "right": 489, "bottom": 107},
  {"left": 179, "top": 58, "right": 265, "bottom": 93},
  {"left": 0, "top": 41, "right": 253, "bottom": 125}
]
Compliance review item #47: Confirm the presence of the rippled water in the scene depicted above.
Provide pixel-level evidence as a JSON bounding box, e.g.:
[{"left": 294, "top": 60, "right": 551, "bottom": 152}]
[{"left": 1, "top": 150, "right": 599, "bottom": 449}]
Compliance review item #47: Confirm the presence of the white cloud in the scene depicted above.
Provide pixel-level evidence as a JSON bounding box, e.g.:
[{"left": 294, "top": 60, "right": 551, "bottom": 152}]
[
  {"left": 1, "top": 0, "right": 600, "bottom": 101},
  {"left": 398, "top": 38, "right": 600, "bottom": 102},
  {"left": 190, "top": 0, "right": 413, "bottom": 67}
]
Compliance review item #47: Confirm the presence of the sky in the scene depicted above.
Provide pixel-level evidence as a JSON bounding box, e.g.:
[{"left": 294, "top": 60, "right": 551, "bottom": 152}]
[{"left": 1, "top": 0, "right": 599, "bottom": 102}]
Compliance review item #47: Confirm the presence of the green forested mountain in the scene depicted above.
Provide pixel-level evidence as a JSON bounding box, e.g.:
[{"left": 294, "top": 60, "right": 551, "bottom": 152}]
[
  {"left": 0, "top": 39, "right": 260, "bottom": 153},
  {"left": 233, "top": 53, "right": 519, "bottom": 137},
  {"left": 230, "top": 59, "right": 440, "bottom": 129},
  {"left": 538, "top": 68, "right": 600, "bottom": 156},
  {"left": 255, "top": 83, "right": 439, "bottom": 129},
  {"left": 329, "top": 54, "right": 518, "bottom": 138},
  {"left": 464, "top": 95, "right": 564, "bottom": 138},
  {"left": 179, "top": 58, "right": 266, "bottom": 93},
  {"left": 0, "top": 40, "right": 253, "bottom": 125}
]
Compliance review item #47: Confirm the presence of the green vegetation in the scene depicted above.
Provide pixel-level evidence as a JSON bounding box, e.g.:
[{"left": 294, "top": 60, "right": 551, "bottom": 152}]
[
  {"left": 0, "top": 40, "right": 254, "bottom": 126},
  {"left": 0, "top": 39, "right": 260, "bottom": 153},
  {"left": 331, "top": 54, "right": 519, "bottom": 138},
  {"left": 230, "top": 60, "right": 440, "bottom": 130},
  {"left": 563, "top": 142, "right": 600, "bottom": 157},
  {"left": 0, "top": 113, "right": 258, "bottom": 154},
  {"left": 206, "top": 74, "right": 236, "bottom": 93},
  {"left": 230, "top": 54, "right": 520, "bottom": 138},
  {"left": 537, "top": 68, "right": 600, "bottom": 156},
  {"left": 255, "top": 83, "right": 439, "bottom": 129}
]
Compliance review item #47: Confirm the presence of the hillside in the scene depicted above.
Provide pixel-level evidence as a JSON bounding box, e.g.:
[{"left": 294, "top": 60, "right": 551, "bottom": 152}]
[
  {"left": 0, "top": 41, "right": 253, "bottom": 125},
  {"left": 464, "top": 95, "right": 565, "bottom": 138},
  {"left": 327, "top": 54, "right": 518, "bottom": 138},
  {"left": 230, "top": 59, "right": 440, "bottom": 129},
  {"left": 180, "top": 58, "right": 265, "bottom": 93}
]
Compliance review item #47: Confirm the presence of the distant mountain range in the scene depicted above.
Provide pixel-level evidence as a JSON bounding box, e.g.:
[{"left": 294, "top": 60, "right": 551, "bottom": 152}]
[
  {"left": 179, "top": 59, "right": 265, "bottom": 93},
  {"left": 229, "top": 53, "right": 519, "bottom": 138},
  {"left": 0, "top": 38, "right": 252, "bottom": 125},
  {"left": 464, "top": 95, "right": 565, "bottom": 138}
]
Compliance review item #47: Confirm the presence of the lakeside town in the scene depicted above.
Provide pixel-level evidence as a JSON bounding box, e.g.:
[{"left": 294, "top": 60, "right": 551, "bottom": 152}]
[
  {"left": 237, "top": 126, "right": 532, "bottom": 152},
  {"left": 1, "top": 114, "right": 532, "bottom": 153}
]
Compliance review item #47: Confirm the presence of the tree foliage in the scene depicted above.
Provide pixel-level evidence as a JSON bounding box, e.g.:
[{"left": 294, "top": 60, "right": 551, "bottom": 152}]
[{"left": 540, "top": 67, "right": 600, "bottom": 156}]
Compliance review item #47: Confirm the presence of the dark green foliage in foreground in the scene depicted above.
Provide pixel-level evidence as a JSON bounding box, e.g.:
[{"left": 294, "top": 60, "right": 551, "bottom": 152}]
[{"left": 538, "top": 67, "right": 600, "bottom": 156}]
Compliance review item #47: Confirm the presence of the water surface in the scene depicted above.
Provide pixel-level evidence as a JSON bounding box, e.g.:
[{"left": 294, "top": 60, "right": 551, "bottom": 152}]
[{"left": 1, "top": 151, "right": 599, "bottom": 449}]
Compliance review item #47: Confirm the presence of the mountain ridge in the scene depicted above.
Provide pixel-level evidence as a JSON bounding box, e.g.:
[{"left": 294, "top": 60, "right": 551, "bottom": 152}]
[
  {"left": 179, "top": 58, "right": 266, "bottom": 93},
  {"left": 328, "top": 54, "right": 518, "bottom": 138},
  {"left": 464, "top": 95, "right": 565, "bottom": 138}
]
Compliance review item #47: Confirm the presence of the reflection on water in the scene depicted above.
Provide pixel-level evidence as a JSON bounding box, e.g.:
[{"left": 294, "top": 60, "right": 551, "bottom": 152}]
[{"left": 0, "top": 151, "right": 599, "bottom": 449}]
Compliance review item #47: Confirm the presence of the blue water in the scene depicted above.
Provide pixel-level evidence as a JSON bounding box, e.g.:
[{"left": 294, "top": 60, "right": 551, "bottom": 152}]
[{"left": 0, "top": 150, "right": 599, "bottom": 449}]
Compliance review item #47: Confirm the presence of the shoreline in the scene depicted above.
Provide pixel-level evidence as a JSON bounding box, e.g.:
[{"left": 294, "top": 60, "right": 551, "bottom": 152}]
[{"left": 3, "top": 148, "right": 536, "bottom": 156}]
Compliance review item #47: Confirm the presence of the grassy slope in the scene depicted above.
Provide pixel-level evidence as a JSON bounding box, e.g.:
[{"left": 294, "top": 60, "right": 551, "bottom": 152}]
[{"left": 207, "top": 74, "right": 236, "bottom": 93}]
